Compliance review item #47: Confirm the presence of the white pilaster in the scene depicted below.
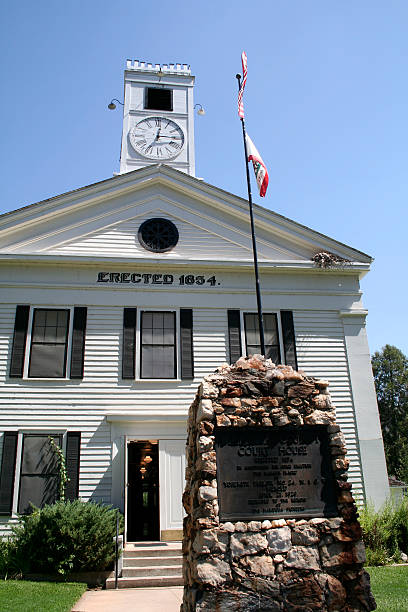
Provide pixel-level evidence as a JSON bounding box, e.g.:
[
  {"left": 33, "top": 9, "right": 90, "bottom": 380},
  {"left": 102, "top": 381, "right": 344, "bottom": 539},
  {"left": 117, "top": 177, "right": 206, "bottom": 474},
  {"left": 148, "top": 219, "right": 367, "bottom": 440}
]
[{"left": 340, "top": 310, "right": 389, "bottom": 509}]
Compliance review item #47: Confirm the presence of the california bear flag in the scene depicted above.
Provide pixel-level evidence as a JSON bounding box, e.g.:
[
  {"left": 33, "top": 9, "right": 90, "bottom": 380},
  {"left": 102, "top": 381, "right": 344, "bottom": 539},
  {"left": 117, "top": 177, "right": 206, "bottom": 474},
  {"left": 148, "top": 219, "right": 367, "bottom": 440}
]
[{"left": 246, "top": 134, "right": 269, "bottom": 197}]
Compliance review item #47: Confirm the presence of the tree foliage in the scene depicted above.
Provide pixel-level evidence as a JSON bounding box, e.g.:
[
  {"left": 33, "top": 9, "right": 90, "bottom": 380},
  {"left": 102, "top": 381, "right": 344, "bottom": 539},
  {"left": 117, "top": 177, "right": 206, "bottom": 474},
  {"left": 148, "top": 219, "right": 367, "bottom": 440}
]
[{"left": 372, "top": 344, "right": 408, "bottom": 481}]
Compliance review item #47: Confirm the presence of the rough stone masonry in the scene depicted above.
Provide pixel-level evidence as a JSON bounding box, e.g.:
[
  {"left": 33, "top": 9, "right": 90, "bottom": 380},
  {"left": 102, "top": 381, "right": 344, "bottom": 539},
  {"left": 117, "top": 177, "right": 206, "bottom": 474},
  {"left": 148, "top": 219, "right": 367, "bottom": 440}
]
[{"left": 181, "top": 355, "right": 376, "bottom": 611}]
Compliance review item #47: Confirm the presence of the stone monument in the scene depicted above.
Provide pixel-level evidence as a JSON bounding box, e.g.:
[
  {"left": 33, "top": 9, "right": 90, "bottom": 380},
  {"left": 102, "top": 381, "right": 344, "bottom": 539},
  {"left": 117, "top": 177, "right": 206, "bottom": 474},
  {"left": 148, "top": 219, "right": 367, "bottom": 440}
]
[{"left": 181, "top": 355, "right": 376, "bottom": 611}]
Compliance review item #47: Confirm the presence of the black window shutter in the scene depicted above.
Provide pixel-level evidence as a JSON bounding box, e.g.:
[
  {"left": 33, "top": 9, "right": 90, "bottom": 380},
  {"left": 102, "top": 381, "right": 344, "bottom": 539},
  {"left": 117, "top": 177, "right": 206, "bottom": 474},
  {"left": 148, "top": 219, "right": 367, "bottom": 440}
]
[
  {"left": 0, "top": 432, "right": 18, "bottom": 514},
  {"left": 122, "top": 308, "right": 136, "bottom": 379},
  {"left": 180, "top": 309, "right": 194, "bottom": 380},
  {"left": 70, "top": 307, "right": 87, "bottom": 379},
  {"left": 9, "top": 305, "right": 30, "bottom": 378},
  {"left": 228, "top": 309, "right": 242, "bottom": 364},
  {"left": 65, "top": 432, "right": 81, "bottom": 501},
  {"left": 281, "top": 310, "right": 298, "bottom": 369}
]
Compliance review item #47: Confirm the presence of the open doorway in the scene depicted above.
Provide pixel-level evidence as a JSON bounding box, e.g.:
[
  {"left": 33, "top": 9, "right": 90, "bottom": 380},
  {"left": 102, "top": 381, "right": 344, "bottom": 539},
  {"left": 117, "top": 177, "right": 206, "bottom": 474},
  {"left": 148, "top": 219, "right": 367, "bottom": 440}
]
[{"left": 127, "top": 440, "right": 159, "bottom": 541}]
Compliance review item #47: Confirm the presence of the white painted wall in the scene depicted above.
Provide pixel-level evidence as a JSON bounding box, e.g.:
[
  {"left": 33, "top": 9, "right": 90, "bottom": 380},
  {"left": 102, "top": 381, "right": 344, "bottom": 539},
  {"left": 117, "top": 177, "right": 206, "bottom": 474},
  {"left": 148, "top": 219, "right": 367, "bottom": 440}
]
[{"left": 0, "top": 257, "right": 389, "bottom": 536}]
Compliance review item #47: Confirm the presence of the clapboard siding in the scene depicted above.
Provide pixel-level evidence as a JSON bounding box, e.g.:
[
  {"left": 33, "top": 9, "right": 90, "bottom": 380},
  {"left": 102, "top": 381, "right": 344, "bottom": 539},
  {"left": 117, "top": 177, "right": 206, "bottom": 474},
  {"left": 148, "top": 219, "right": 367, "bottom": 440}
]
[
  {"left": 192, "top": 309, "right": 228, "bottom": 379},
  {"left": 0, "top": 303, "right": 366, "bottom": 533},
  {"left": 294, "top": 310, "right": 363, "bottom": 498},
  {"left": 0, "top": 304, "right": 229, "bottom": 534},
  {"left": 49, "top": 213, "right": 271, "bottom": 260}
]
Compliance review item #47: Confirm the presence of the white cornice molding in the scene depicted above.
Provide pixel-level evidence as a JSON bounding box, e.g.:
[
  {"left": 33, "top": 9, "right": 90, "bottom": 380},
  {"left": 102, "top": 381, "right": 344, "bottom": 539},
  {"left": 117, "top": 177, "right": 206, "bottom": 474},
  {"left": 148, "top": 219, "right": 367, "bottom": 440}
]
[
  {"left": 338, "top": 309, "right": 368, "bottom": 319},
  {"left": 0, "top": 252, "right": 370, "bottom": 274},
  {"left": 0, "top": 281, "right": 363, "bottom": 298}
]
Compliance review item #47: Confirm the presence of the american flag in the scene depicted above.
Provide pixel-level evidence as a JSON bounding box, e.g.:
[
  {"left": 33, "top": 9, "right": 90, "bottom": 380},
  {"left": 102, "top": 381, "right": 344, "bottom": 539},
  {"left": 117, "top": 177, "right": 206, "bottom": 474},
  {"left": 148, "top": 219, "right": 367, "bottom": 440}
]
[{"left": 238, "top": 51, "right": 247, "bottom": 119}]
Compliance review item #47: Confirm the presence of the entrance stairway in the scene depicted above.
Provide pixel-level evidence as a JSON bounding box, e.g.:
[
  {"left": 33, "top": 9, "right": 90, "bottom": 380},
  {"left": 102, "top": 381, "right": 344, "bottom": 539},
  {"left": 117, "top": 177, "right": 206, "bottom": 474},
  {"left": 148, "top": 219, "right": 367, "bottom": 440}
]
[{"left": 106, "top": 541, "right": 183, "bottom": 589}]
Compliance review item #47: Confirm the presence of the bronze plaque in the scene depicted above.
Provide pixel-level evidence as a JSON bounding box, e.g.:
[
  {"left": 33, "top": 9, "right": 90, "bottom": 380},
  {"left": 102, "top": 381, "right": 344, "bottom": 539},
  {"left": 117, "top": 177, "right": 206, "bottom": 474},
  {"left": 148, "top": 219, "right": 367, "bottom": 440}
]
[{"left": 215, "top": 426, "right": 338, "bottom": 521}]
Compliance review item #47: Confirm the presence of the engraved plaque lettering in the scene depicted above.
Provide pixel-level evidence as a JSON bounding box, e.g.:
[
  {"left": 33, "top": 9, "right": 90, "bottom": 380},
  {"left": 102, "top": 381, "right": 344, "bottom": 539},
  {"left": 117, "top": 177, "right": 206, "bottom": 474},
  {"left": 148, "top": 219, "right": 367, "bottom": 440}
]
[{"left": 215, "top": 426, "right": 338, "bottom": 521}]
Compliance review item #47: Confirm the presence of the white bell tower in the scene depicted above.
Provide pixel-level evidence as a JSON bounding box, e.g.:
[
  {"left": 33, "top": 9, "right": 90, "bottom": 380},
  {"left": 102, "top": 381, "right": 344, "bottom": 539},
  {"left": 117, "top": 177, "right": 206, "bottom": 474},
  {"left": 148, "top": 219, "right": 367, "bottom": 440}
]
[{"left": 119, "top": 60, "right": 196, "bottom": 176}]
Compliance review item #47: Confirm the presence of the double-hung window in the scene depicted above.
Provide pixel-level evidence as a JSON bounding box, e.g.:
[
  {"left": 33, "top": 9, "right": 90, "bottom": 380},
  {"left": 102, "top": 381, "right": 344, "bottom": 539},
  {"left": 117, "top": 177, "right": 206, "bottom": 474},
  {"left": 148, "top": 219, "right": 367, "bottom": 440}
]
[
  {"left": 122, "top": 308, "right": 194, "bottom": 381},
  {"left": 140, "top": 311, "right": 176, "bottom": 379},
  {"left": 244, "top": 312, "right": 281, "bottom": 363},
  {"left": 227, "top": 309, "right": 298, "bottom": 369},
  {"left": 18, "top": 434, "right": 62, "bottom": 514},
  {"left": 9, "top": 305, "right": 87, "bottom": 380},
  {"left": 29, "top": 309, "right": 70, "bottom": 378},
  {"left": 0, "top": 431, "right": 81, "bottom": 515}
]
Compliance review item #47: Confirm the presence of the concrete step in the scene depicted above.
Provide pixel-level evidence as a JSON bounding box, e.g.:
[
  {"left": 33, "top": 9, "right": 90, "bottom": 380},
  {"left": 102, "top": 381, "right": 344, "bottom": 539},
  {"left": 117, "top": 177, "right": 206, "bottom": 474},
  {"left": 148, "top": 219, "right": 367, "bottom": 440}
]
[
  {"left": 122, "top": 564, "right": 182, "bottom": 577},
  {"left": 106, "top": 574, "right": 183, "bottom": 589},
  {"left": 123, "top": 545, "right": 182, "bottom": 558},
  {"left": 123, "top": 555, "right": 182, "bottom": 567}
]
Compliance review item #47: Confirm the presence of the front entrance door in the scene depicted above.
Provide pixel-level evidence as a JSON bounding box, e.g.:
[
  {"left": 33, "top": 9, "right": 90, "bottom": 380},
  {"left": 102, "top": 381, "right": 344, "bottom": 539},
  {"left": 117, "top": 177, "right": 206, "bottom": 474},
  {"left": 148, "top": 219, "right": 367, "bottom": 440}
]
[{"left": 127, "top": 440, "right": 159, "bottom": 541}]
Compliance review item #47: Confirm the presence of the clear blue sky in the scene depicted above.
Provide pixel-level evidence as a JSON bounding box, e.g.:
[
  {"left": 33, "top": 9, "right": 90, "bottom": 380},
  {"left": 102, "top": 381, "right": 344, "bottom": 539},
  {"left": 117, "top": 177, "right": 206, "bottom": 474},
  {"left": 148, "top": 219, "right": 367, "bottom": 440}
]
[{"left": 1, "top": 1, "right": 407, "bottom": 356}]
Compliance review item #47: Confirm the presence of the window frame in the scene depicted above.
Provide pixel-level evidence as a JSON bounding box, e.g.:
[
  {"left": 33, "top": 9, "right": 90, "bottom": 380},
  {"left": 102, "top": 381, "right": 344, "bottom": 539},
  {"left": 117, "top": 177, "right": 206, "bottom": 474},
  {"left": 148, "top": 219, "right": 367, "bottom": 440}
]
[
  {"left": 10, "top": 430, "right": 67, "bottom": 516},
  {"left": 135, "top": 308, "right": 181, "bottom": 381},
  {"left": 23, "top": 307, "right": 74, "bottom": 380},
  {"left": 241, "top": 310, "right": 285, "bottom": 364}
]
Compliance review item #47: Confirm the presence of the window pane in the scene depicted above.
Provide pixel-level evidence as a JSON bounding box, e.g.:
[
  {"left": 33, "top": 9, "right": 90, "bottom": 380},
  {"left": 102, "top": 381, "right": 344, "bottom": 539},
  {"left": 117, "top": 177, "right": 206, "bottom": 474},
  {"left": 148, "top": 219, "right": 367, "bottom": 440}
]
[
  {"left": 29, "top": 344, "right": 67, "bottom": 378},
  {"left": 162, "top": 312, "right": 174, "bottom": 328},
  {"left": 32, "top": 324, "right": 46, "bottom": 343},
  {"left": 246, "top": 344, "right": 260, "bottom": 357},
  {"left": 153, "top": 346, "right": 174, "bottom": 378},
  {"left": 143, "top": 312, "right": 153, "bottom": 328},
  {"left": 21, "top": 435, "right": 60, "bottom": 474},
  {"left": 264, "top": 314, "right": 279, "bottom": 345},
  {"left": 141, "top": 346, "right": 175, "bottom": 378},
  {"left": 266, "top": 346, "right": 280, "bottom": 363},
  {"left": 45, "top": 310, "right": 58, "bottom": 327},
  {"left": 18, "top": 475, "right": 59, "bottom": 514},
  {"left": 141, "top": 345, "right": 154, "bottom": 378}
]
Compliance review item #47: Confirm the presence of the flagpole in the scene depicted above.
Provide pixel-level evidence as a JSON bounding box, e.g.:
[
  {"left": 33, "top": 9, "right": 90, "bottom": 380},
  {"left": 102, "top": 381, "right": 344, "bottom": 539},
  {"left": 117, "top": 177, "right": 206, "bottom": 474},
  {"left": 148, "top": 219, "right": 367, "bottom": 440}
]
[{"left": 236, "top": 73, "right": 266, "bottom": 357}]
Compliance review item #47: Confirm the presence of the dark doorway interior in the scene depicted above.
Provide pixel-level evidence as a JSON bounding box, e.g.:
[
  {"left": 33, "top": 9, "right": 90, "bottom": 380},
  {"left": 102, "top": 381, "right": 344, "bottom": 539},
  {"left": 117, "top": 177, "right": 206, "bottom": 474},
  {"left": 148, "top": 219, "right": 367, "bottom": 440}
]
[{"left": 127, "top": 440, "right": 159, "bottom": 541}]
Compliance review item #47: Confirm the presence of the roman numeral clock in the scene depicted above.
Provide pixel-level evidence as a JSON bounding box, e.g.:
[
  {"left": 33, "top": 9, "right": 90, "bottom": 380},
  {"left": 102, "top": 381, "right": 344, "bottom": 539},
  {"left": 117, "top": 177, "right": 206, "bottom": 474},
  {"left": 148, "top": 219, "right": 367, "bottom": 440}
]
[
  {"left": 129, "top": 117, "right": 185, "bottom": 161},
  {"left": 119, "top": 61, "right": 196, "bottom": 176}
]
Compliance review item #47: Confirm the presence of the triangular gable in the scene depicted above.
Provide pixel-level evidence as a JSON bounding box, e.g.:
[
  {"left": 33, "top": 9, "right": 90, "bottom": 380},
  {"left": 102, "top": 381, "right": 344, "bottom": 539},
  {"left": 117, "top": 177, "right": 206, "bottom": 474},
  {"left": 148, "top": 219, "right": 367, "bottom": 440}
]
[
  {"left": 0, "top": 165, "right": 372, "bottom": 265},
  {"left": 41, "top": 201, "right": 303, "bottom": 261}
]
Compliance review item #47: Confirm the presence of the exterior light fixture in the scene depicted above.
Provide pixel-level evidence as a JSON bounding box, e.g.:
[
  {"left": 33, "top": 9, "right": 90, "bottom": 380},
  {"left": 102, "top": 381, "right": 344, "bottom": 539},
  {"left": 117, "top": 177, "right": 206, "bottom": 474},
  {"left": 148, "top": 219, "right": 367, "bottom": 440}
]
[
  {"left": 194, "top": 103, "right": 205, "bottom": 116},
  {"left": 108, "top": 98, "right": 124, "bottom": 111},
  {"left": 144, "top": 455, "right": 153, "bottom": 464}
]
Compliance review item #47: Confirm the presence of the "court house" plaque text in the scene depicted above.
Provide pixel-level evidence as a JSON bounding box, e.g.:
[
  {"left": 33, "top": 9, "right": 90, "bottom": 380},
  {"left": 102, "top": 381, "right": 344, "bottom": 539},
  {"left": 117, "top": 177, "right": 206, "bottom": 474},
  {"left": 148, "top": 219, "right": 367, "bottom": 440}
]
[{"left": 215, "top": 426, "right": 338, "bottom": 521}]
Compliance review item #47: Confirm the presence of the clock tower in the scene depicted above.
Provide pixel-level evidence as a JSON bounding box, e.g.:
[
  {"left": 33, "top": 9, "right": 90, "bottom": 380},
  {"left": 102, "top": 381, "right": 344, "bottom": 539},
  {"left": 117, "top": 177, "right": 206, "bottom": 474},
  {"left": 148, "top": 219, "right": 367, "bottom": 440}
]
[{"left": 119, "top": 60, "right": 196, "bottom": 176}]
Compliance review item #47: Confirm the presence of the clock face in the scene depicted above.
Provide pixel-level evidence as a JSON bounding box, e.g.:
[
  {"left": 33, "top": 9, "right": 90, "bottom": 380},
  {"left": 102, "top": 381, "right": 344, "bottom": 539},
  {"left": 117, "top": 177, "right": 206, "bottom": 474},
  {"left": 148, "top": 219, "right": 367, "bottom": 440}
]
[{"left": 129, "top": 117, "right": 185, "bottom": 160}]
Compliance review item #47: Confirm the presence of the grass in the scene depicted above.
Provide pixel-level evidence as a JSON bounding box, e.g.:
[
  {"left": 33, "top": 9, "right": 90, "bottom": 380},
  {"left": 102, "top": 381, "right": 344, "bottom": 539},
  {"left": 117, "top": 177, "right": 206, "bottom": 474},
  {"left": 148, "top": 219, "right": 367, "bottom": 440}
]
[
  {"left": 0, "top": 580, "right": 86, "bottom": 612},
  {"left": 0, "top": 568, "right": 406, "bottom": 612},
  {"left": 367, "top": 565, "right": 408, "bottom": 612}
]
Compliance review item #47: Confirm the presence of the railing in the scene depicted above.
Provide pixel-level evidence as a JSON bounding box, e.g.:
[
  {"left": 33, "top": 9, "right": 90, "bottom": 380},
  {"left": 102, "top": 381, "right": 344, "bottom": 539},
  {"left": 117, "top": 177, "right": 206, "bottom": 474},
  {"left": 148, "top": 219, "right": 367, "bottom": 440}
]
[{"left": 113, "top": 510, "right": 123, "bottom": 589}]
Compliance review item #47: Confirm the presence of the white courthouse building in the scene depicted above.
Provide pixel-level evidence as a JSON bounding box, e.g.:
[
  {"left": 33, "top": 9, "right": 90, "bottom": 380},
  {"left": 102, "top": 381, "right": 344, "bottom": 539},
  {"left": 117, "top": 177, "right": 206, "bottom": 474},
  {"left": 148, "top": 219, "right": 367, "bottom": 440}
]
[{"left": 0, "top": 61, "right": 389, "bottom": 541}]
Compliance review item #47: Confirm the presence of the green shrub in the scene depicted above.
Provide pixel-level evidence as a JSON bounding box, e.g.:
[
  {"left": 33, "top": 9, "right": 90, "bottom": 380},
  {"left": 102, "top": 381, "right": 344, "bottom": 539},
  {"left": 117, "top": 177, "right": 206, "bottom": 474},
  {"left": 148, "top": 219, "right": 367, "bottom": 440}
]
[
  {"left": 360, "top": 497, "right": 408, "bottom": 565},
  {"left": 391, "top": 496, "right": 408, "bottom": 554},
  {"left": 8, "top": 500, "right": 123, "bottom": 577},
  {"left": 365, "top": 546, "right": 390, "bottom": 567}
]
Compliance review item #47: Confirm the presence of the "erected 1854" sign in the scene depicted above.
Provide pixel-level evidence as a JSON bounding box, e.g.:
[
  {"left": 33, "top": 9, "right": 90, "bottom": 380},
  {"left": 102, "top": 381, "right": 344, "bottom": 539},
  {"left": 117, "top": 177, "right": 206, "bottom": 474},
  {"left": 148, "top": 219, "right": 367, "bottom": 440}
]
[
  {"left": 97, "top": 272, "right": 220, "bottom": 286},
  {"left": 215, "top": 426, "right": 338, "bottom": 521}
]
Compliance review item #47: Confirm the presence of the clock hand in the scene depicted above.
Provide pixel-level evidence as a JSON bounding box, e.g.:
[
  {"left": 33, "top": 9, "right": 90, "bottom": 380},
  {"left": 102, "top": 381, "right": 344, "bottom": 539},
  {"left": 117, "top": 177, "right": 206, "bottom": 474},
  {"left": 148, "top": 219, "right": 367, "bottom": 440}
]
[{"left": 157, "top": 134, "right": 181, "bottom": 139}]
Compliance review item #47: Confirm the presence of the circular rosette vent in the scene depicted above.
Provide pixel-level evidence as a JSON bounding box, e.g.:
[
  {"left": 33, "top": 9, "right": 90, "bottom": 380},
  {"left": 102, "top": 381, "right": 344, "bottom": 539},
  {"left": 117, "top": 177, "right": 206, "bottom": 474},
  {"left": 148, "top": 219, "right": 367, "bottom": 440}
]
[{"left": 138, "top": 218, "right": 179, "bottom": 253}]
